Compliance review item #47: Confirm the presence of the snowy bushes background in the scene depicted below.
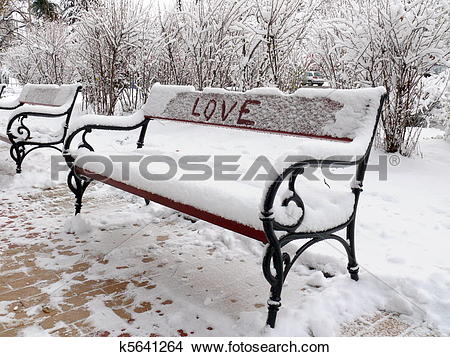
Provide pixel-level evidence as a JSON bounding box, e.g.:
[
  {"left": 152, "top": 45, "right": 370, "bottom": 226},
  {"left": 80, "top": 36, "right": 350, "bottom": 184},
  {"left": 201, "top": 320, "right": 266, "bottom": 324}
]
[
  {"left": 4, "top": 21, "right": 76, "bottom": 84},
  {"left": 1, "top": 0, "right": 449, "bottom": 155},
  {"left": 312, "top": 0, "right": 450, "bottom": 155}
]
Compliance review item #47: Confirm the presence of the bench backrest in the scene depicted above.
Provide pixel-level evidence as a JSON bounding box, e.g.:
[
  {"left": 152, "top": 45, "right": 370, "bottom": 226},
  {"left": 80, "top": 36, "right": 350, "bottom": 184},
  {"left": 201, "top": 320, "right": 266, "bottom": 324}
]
[
  {"left": 0, "top": 84, "right": 5, "bottom": 97},
  {"left": 143, "top": 84, "right": 386, "bottom": 147},
  {"left": 18, "top": 84, "right": 81, "bottom": 107}
]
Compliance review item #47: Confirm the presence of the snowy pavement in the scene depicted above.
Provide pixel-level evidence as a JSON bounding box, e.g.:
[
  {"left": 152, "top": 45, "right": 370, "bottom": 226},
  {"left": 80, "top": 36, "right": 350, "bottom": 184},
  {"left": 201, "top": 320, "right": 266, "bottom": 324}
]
[{"left": 0, "top": 123, "right": 448, "bottom": 336}]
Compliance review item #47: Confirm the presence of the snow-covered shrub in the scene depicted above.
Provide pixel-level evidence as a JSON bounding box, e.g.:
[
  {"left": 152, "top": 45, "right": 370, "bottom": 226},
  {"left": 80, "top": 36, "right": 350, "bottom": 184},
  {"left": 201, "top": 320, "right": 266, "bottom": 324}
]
[
  {"left": 245, "top": 0, "right": 316, "bottom": 91},
  {"left": 155, "top": 0, "right": 316, "bottom": 91},
  {"left": 445, "top": 121, "right": 450, "bottom": 142},
  {"left": 419, "top": 69, "right": 450, "bottom": 130},
  {"left": 157, "top": 0, "right": 252, "bottom": 90},
  {"left": 4, "top": 21, "right": 77, "bottom": 84},
  {"left": 313, "top": 0, "right": 450, "bottom": 156},
  {"left": 116, "top": 11, "right": 163, "bottom": 113},
  {"left": 74, "top": 0, "right": 153, "bottom": 115}
]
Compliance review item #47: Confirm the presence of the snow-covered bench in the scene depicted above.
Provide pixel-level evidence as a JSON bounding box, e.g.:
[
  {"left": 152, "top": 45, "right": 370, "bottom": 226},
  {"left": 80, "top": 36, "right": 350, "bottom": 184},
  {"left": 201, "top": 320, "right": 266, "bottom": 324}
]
[
  {"left": 0, "top": 84, "right": 5, "bottom": 98},
  {"left": 64, "top": 83, "right": 386, "bottom": 328},
  {"left": 0, "top": 83, "right": 82, "bottom": 173}
]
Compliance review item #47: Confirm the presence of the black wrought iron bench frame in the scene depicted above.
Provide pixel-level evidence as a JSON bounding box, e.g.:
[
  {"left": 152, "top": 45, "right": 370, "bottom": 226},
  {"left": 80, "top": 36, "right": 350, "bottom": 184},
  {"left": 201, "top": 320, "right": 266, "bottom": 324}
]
[
  {"left": 63, "top": 90, "right": 386, "bottom": 328},
  {"left": 0, "top": 85, "right": 82, "bottom": 173},
  {"left": 0, "top": 84, "right": 5, "bottom": 98}
]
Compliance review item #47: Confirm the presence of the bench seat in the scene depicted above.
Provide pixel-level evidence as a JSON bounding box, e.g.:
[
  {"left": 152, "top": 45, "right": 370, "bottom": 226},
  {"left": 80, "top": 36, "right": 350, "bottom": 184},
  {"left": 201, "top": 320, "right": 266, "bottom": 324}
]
[
  {"left": 75, "top": 150, "right": 355, "bottom": 242},
  {"left": 71, "top": 120, "right": 357, "bottom": 242}
]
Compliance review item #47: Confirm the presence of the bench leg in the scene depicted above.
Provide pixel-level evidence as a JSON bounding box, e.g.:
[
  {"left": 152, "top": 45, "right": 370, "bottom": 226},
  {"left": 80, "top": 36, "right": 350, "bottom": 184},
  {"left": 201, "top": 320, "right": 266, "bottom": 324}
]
[
  {"left": 9, "top": 140, "right": 63, "bottom": 174},
  {"left": 262, "top": 243, "right": 285, "bottom": 328},
  {"left": 346, "top": 218, "right": 359, "bottom": 281},
  {"left": 67, "top": 170, "right": 91, "bottom": 214},
  {"left": 9, "top": 143, "right": 25, "bottom": 174},
  {"left": 262, "top": 227, "right": 360, "bottom": 328},
  {"left": 266, "top": 285, "right": 283, "bottom": 328}
]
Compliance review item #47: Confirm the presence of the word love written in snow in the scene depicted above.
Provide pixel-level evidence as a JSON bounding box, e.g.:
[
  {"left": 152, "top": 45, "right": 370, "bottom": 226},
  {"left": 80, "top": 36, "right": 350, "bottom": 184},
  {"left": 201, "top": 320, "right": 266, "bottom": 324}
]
[{"left": 191, "top": 97, "right": 261, "bottom": 126}]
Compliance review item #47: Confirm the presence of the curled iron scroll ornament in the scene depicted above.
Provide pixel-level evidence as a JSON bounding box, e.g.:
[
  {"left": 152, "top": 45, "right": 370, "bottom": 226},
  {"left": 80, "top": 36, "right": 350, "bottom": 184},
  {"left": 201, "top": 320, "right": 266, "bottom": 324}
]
[
  {"left": 7, "top": 114, "right": 31, "bottom": 141},
  {"left": 9, "top": 143, "right": 25, "bottom": 171},
  {"left": 6, "top": 113, "right": 65, "bottom": 173},
  {"left": 78, "top": 128, "right": 94, "bottom": 152},
  {"left": 271, "top": 168, "right": 306, "bottom": 233}
]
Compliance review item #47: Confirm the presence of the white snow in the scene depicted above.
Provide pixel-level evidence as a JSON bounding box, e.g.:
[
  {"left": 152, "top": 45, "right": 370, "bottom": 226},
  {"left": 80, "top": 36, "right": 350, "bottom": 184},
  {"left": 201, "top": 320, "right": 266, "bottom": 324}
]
[
  {"left": 18, "top": 84, "right": 80, "bottom": 107},
  {"left": 64, "top": 214, "right": 92, "bottom": 234},
  {"left": 74, "top": 147, "right": 356, "bottom": 234},
  {"left": 0, "top": 84, "right": 79, "bottom": 112},
  {"left": 142, "top": 84, "right": 386, "bottom": 145},
  {"left": 0, "top": 96, "right": 20, "bottom": 110},
  {"left": 67, "top": 110, "right": 146, "bottom": 136},
  {"left": 142, "top": 83, "right": 196, "bottom": 116},
  {"left": 65, "top": 129, "right": 450, "bottom": 335}
]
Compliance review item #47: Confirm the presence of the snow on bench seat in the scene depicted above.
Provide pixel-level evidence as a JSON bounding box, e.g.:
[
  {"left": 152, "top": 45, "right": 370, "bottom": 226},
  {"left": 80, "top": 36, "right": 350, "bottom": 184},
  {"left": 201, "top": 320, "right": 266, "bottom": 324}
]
[
  {"left": 75, "top": 152, "right": 354, "bottom": 242},
  {"left": 71, "top": 120, "right": 361, "bottom": 242}
]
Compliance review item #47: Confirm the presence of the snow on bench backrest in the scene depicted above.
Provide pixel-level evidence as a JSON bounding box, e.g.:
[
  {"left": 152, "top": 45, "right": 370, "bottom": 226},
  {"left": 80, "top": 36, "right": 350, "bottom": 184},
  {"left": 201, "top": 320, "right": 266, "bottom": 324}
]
[
  {"left": 143, "top": 84, "right": 386, "bottom": 143},
  {"left": 18, "top": 84, "right": 80, "bottom": 107}
]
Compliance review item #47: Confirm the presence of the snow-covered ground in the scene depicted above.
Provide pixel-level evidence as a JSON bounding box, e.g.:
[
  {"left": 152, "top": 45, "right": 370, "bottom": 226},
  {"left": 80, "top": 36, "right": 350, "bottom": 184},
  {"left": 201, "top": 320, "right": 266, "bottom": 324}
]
[{"left": 0, "top": 89, "right": 449, "bottom": 336}]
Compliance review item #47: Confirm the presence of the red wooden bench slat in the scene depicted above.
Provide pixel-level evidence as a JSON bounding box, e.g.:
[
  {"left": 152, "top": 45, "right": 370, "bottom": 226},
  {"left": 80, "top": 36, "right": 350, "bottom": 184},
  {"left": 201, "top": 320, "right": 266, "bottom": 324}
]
[
  {"left": 75, "top": 166, "right": 268, "bottom": 243},
  {"left": 19, "top": 101, "right": 61, "bottom": 107}
]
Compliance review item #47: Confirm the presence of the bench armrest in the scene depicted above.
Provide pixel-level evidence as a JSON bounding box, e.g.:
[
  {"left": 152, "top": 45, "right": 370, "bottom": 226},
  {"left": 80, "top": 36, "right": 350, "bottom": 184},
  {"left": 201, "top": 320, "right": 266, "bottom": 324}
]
[
  {"left": 260, "top": 157, "right": 366, "bottom": 239},
  {"left": 67, "top": 110, "right": 146, "bottom": 136},
  {"left": 6, "top": 105, "right": 78, "bottom": 138},
  {"left": 0, "top": 98, "right": 22, "bottom": 110},
  {"left": 64, "top": 110, "right": 148, "bottom": 164},
  {"left": 9, "top": 102, "right": 74, "bottom": 116},
  {"left": 6, "top": 108, "right": 76, "bottom": 143}
]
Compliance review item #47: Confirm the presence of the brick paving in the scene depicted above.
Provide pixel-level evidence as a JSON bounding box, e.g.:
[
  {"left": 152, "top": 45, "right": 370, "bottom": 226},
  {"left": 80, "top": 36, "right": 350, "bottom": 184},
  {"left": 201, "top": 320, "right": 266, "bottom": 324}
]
[
  {"left": 340, "top": 312, "right": 439, "bottom": 337},
  {"left": 0, "top": 174, "right": 177, "bottom": 336}
]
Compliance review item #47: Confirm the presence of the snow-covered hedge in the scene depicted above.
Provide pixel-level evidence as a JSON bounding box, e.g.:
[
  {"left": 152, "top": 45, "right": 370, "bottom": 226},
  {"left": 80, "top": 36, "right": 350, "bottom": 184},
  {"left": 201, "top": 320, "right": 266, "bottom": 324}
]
[
  {"left": 4, "top": 21, "right": 77, "bottom": 85},
  {"left": 312, "top": 0, "right": 450, "bottom": 155}
]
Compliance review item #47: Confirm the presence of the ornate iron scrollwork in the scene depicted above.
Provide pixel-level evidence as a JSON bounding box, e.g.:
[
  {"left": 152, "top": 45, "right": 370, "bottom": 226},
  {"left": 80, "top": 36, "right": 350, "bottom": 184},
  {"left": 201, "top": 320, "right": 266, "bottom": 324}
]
[
  {"left": 9, "top": 143, "right": 25, "bottom": 171},
  {"left": 6, "top": 113, "right": 66, "bottom": 173},
  {"left": 260, "top": 162, "right": 360, "bottom": 328},
  {"left": 78, "top": 128, "right": 94, "bottom": 152},
  {"left": 67, "top": 169, "right": 92, "bottom": 214},
  {"left": 8, "top": 114, "right": 31, "bottom": 141},
  {"left": 271, "top": 167, "right": 306, "bottom": 233}
]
